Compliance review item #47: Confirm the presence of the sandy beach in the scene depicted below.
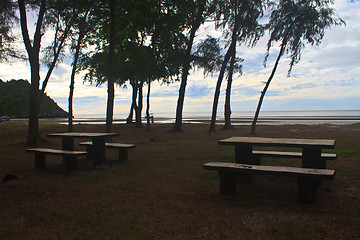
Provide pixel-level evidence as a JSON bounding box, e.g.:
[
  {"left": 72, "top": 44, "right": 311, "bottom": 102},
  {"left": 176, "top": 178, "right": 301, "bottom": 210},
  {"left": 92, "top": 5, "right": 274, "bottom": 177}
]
[{"left": 1, "top": 122, "right": 359, "bottom": 239}]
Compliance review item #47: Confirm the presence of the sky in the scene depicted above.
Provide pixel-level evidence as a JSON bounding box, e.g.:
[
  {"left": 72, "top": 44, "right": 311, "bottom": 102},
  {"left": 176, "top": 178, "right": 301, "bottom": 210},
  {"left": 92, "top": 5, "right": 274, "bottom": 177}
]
[{"left": 0, "top": 0, "right": 359, "bottom": 118}]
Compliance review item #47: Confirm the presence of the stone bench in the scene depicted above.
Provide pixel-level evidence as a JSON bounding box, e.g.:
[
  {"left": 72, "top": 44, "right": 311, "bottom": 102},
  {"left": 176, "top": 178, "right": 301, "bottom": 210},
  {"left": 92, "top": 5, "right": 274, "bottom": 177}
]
[
  {"left": 79, "top": 142, "right": 136, "bottom": 161},
  {"left": 253, "top": 150, "right": 336, "bottom": 160},
  {"left": 203, "top": 162, "right": 335, "bottom": 204},
  {"left": 26, "top": 148, "right": 87, "bottom": 171}
]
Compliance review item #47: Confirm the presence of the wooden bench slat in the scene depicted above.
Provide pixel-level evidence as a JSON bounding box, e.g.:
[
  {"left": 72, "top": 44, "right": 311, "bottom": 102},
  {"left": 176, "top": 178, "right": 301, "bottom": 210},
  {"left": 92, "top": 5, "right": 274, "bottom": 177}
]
[
  {"left": 252, "top": 150, "right": 337, "bottom": 160},
  {"left": 203, "top": 162, "right": 335, "bottom": 179},
  {"left": 203, "top": 162, "right": 335, "bottom": 204},
  {"left": 26, "top": 148, "right": 87, "bottom": 171},
  {"left": 219, "top": 137, "right": 336, "bottom": 149},
  {"left": 79, "top": 141, "right": 136, "bottom": 149},
  {"left": 79, "top": 142, "right": 135, "bottom": 162},
  {"left": 26, "top": 148, "right": 87, "bottom": 156}
]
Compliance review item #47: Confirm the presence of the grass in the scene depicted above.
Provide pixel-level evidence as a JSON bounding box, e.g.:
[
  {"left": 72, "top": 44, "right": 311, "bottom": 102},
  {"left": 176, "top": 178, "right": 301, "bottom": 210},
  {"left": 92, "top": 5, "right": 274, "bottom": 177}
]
[
  {"left": 195, "top": 170, "right": 218, "bottom": 183},
  {"left": 153, "top": 155, "right": 182, "bottom": 167},
  {"left": 55, "top": 201, "right": 148, "bottom": 240},
  {"left": 1, "top": 121, "right": 360, "bottom": 239},
  {"left": 333, "top": 139, "right": 360, "bottom": 157},
  {"left": 269, "top": 226, "right": 321, "bottom": 240}
]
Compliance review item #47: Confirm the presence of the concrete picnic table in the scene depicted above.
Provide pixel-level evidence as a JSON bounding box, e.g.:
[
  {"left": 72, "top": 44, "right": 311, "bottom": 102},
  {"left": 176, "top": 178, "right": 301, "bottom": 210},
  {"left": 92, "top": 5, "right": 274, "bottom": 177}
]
[
  {"left": 47, "top": 132, "right": 119, "bottom": 166},
  {"left": 218, "top": 136, "right": 336, "bottom": 169}
]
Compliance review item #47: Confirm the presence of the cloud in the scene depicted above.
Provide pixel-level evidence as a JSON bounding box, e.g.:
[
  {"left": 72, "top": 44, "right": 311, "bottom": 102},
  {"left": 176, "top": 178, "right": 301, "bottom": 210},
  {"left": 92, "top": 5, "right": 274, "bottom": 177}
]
[{"left": 186, "top": 85, "right": 213, "bottom": 99}]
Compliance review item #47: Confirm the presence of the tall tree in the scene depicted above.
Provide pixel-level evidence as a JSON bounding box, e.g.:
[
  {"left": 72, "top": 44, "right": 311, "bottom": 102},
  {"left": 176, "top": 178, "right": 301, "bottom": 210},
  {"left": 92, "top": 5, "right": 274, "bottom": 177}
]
[
  {"left": 18, "top": 0, "right": 76, "bottom": 144},
  {"left": 208, "top": 31, "right": 237, "bottom": 132},
  {"left": 68, "top": 4, "right": 95, "bottom": 132},
  {"left": 173, "top": 0, "right": 207, "bottom": 132},
  {"left": 192, "top": 35, "right": 242, "bottom": 129},
  {"left": 126, "top": 80, "right": 137, "bottom": 124},
  {"left": 224, "top": 46, "right": 237, "bottom": 129},
  {"left": 145, "top": 80, "right": 151, "bottom": 131},
  {"left": 223, "top": 1, "right": 262, "bottom": 129},
  {"left": 209, "top": 0, "right": 264, "bottom": 132},
  {"left": 18, "top": 0, "right": 47, "bottom": 145},
  {"left": 251, "top": 0, "right": 345, "bottom": 134},
  {"left": 106, "top": 0, "right": 117, "bottom": 133}
]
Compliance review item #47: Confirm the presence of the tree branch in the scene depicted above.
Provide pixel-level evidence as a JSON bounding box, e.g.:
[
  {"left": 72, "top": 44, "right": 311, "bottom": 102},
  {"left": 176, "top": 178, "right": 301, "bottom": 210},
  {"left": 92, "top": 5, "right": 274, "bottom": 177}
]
[{"left": 18, "top": 0, "right": 32, "bottom": 54}]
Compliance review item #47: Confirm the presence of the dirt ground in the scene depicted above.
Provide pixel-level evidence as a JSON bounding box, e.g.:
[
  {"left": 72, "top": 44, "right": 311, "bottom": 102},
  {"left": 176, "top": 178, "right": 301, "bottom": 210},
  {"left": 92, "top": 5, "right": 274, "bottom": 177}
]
[{"left": 1, "top": 122, "right": 360, "bottom": 239}]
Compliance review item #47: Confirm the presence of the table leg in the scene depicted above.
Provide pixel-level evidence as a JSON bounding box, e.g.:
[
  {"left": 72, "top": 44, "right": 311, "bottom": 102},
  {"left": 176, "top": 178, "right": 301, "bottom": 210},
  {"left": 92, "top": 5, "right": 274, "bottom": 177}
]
[
  {"left": 297, "top": 177, "right": 320, "bottom": 204},
  {"left": 235, "top": 145, "right": 254, "bottom": 163},
  {"left": 299, "top": 147, "right": 324, "bottom": 203},
  {"left": 235, "top": 145, "right": 254, "bottom": 183},
  {"left": 64, "top": 155, "right": 77, "bottom": 171},
  {"left": 62, "top": 137, "right": 74, "bottom": 166},
  {"left": 302, "top": 147, "right": 324, "bottom": 169},
  {"left": 218, "top": 170, "right": 236, "bottom": 195},
  {"left": 62, "top": 137, "right": 74, "bottom": 151},
  {"left": 35, "top": 153, "right": 46, "bottom": 169},
  {"left": 93, "top": 138, "right": 106, "bottom": 166}
]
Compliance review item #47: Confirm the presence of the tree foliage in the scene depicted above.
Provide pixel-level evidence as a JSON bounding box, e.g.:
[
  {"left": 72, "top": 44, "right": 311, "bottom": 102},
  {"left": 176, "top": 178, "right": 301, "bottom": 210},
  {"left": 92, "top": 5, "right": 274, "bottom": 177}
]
[
  {"left": 251, "top": 0, "right": 345, "bottom": 134},
  {"left": 264, "top": 0, "right": 345, "bottom": 76},
  {"left": 2, "top": 0, "right": 344, "bottom": 137},
  {"left": 79, "top": 0, "right": 188, "bottom": 127},
  {"left": 0, "top": 0, "right": 24, "bottom": 62},
  {"left": 208, "top": 0, "right": 265, "bottom": 131}
]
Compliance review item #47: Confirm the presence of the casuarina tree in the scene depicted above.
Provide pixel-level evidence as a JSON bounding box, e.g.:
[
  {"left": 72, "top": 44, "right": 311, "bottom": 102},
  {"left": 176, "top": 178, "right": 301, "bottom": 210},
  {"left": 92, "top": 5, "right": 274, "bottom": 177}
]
[
  {"left": 106, "top": 0, "right": 117, "bottom": 133},
  {"left": 251, "top": 0, "right": 345, "bottom": 134},
  {"left": 209, "top": 0, "right": 264, "bottom": 132},
  {"left": 18, "top": 0, "right": 74, "bottom": 145},
  {"left": 68, "top": 4, "right": 95, "bottom": 132},
  {"left": 173, "top": 0, "right": 208, "bottom": 132}
]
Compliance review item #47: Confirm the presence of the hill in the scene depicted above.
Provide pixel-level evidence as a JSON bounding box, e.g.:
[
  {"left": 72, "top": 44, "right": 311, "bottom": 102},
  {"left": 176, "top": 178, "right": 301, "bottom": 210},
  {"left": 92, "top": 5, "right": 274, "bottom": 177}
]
[{"left": 0, "top": 79, "right": 68, "bottom": 118}]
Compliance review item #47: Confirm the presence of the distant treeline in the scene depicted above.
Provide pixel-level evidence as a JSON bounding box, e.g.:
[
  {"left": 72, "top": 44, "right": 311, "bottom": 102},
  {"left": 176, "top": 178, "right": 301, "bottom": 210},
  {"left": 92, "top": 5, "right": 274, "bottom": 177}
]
[{"left": 0, "top": 79, "right": 68, "bottom": 118}]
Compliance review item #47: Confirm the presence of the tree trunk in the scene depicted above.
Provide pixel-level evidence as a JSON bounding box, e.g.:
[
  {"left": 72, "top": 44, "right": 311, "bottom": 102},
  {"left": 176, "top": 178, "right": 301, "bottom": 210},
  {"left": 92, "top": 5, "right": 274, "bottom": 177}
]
[
  {"left": 146, "top": 81, "right": 151, "bottom": 132},
  {"left": 209, "top": 15, "right": 240, "bottom": 132},
  {"left": 127, "top": 80, "right": 137, "bottom": 124},
  {"left": 106, "top": 0, "right": 116, "bottom": 133},
  {"left": 135, "top": 82, "right": 143, "bottom": 128},
  {"left": 68, "top": 30, "right": 84, "bottom": 132},
  {"left": 18, "top": 0, "right": 46, "bottom": 145},
  {"left": 224, "top": 43, "right": 236, "bottom": 129},
  {"left": 173, "top": 0, "right": 205, "bottom": 132},
  {"left": 27, "top": 58, "right": 41, "bottom": 145},
  {"left": 251, "top": 45, "right": 285, "bottom": 134},
  {"left": 209, "top": 40, "right": 237, "bottom": 132}
]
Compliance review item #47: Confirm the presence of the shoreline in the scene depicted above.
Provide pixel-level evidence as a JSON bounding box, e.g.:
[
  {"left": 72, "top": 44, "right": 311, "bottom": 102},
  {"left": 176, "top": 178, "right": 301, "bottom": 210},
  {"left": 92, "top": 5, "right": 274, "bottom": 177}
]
[
  {"left": 9, "top": 115, "right": 360, "bottom": 126},
  {"left": 6, "top": 110, "right": 360, "bottom": 126}
]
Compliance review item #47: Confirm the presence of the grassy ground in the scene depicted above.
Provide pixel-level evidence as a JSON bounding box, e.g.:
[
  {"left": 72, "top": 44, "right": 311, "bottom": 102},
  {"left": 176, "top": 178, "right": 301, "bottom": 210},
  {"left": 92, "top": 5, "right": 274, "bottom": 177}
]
[{"left": 1, "top": 122, "right": 359, "bottom": 239}]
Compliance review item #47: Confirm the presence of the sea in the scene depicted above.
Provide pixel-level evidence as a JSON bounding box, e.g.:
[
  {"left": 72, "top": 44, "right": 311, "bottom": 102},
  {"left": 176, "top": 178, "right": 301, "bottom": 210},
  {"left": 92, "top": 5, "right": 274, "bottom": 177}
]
[{"left": 50, "top": 110, "right": 360, "bottom": 126}]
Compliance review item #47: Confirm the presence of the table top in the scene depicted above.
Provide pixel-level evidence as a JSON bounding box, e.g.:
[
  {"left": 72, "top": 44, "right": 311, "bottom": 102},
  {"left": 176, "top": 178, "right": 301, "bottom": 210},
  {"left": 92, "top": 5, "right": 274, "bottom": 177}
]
[
  {"left": 47, "top": 132, "right": 119, "bottom": 138},
  {"left": 219, "top": 137, "right": 335, "bottom": 149}
]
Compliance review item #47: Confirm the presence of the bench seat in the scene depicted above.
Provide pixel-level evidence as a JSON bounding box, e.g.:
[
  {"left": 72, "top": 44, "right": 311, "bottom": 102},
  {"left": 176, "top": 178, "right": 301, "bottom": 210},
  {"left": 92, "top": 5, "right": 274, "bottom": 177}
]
[
  {"left": 26, "top": 148, "right": 87, "bottom": 171},
  {"left": 203, "top": 162, "right": 335, "bottom": 204},
  {"left": 252, "top": 150, "right": 337, "bottom": 160},
  {"left": 203, "top": 162, "right": 335, "bottom": 178},
  {"left": 79, "top": 142, "right": 135, "bottom": 161}
]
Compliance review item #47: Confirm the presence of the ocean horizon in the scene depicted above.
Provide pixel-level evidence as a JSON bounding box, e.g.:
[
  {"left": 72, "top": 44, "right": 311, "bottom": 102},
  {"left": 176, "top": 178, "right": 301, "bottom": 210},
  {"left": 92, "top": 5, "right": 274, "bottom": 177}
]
[{"left": 63, "top": 110, "right": 360, "bottom": 125}]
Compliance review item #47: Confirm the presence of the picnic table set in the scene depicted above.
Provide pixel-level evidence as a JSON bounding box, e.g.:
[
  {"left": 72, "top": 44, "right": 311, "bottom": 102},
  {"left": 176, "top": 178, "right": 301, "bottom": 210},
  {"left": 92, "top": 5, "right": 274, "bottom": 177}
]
[
  {"left": 26, "top": 132, "right": 135, "bottom": 171},
  {"left": 203, "top": 136, "right": 336, "bottom": 204},
  {"left": 26, "top": 131, "right": 336, "bottom": 204}
]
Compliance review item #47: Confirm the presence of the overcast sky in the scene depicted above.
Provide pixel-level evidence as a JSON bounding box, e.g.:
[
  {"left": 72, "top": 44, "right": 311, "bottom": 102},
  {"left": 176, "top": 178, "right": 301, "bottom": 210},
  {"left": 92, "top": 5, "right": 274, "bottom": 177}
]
[{"left": 1, "top": 0, "right": 359, "bottom": 117}]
